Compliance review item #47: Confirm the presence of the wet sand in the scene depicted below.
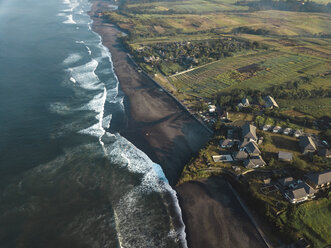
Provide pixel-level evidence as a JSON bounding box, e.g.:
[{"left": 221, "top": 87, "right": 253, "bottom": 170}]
[
  {"left": 89, "top": 1, "right": 211, "bottom": 185},
  {"left": 176, "top": 178, "right": 267, "bottom": 248}
]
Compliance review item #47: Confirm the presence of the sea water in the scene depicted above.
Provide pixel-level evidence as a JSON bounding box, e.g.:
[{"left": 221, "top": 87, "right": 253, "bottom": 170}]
[{"left": 0, "top": 0, "right": 186, "bottom": 247}]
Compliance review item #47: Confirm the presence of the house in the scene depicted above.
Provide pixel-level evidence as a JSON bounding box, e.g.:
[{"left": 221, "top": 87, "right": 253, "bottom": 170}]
[
  {"left": 239, "top": 139, "right": 250, "bottom": 149},
  {"left": 220, "top": 139, "right": 234, "bottom": 148},
  {"left": 305, "top": 170, "right": 331, "bottom": 190},
  {"left": 262, "top": 124, "right": 271, "bottom": 131},
  {"left": 220, "top": 111, "right": 229, "bottom": 120},
  {"left": 299, "top": 136, "right": 317, "bottom": 154},
  {"left": 278, "top": 177, "right": 296, "bottom": 188},
  {"left": 263, "top": 178, "right": 271, "bottom": 185},
  {"left": 285, "top": 183, "right": 316, "bottom": 204},
  {"left": 278, "top": 151, "right": 293, "bottom": 162},
  {"left": 318, "top": 148, "right": 331, "bottom": 158},
  {"left": 257, "top": 136, "right": 264, "bottom": 145},
  {"left": 233, "top": 150, "right": 248, "bottom": 161},
  {"left": 242, "top": 98, "right": 250, "bottom": 107},
  {"left": 242, "top": 123, "right": 257, "bottom": 141},
  {"left": 264, "top": 96, "right": 279, "bottom": 109},
  {"left": 245, "top": 141, "right": 261, "bottom": 155},
  {"left": 208, "top": 105, "right": 216, "bottom": 113},
  {"left": 243, "top": 155, "right": 266, "bottom": 169},
  {"left": 293, "top": 130, "right": 303, "bottom": 138},
  {"left": 272, "top": 126, "right": 282, "bottom": 133},
  {"left": 283, "top": 127, "right": 292, "bottom": 135}
]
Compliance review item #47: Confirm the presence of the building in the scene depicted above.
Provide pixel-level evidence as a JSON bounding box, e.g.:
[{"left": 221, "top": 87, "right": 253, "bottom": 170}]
[
  {"left": 293, "top": 130, "right": 303, "bottom": 138},
  {"left": 220, "top": 111, "right": 229, "bottom": 120},
  {"left": 272, "top": 126, "right": 282, "bottom": 133},
  {"left": 305, "top": 170, "right": 331, "bottom": 190},
  {"left": 243, "top": 155, "right": 266, "bottom": 169},
  {"left": 220, "top": 139, "right": 234, "bottom": 148},
  {"left": 262, "top": 124, "right": 271, "bottom": 131},
  {"left": 299, "top": 136, "right": 317, "bottom": 154},
  {"left": 283, "top": 127, "right": 292, "bottom": 135},
  {"left": 208, "top": 105, "right": 216, "bottom": 113},
  {"left": 285, "top": 183, "right": 316, "bottom": 204},
  {"left": 318, "top": 148, "right": 331, "bottom": 158},
  {"left": 278, "top": 177, "right": 296, "bottom": 188},
  {"left": 212, "top": 155, "right": 234, "bottom": 163},
  {"left": 264, "top": 96, "right": 279, "bottom": 109},
  {"left": 233, "top": 150, "right": 248, "bottom": 161},
  {"left": 278, "top": 151, "right": 293, "bottom": 162},
  {"left": 245, "top": 141, "right": 261, "bottom": 155},
  {"left": 242, "top": 98, "right": 250, "bottom": 107},
  {"left": 242, "top": 123, "right": 257, "bottom": 141}
]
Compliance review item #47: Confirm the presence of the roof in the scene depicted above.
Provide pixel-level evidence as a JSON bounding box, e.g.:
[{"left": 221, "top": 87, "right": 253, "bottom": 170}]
[
  {"left": 318, "top": 148, "right": 331, "bottom": 157},
  {"left": 233, "top": 150, "right": 248, "bottom": 160},
  {"left": 220, "top": 139, "right": 234, "bottom": 147},
  {"left": 299, "top": 136, "right": 317, "bottom": 151},
  {"left": 243, "top": 155, "right": 266, "bottom": 168},
  {"left": 278, "top": 177, "right": 295, "bottom": 187},
  {"left": 262, "top": 124, "right": 271, "bottom": 129},
  {"left": 278, "top": 151, "right": 293, "bottom": 161},
  {"left": 242, "top": 123, "right": 257, "bottom": 141},
  {"left": 242, "top": 98, "right": 250, "bottom": 105},
  {"left": 287, "top": 183, "right": 316, "bottom": 200},
  {"left": 264, "top": 96, "right": 279, "bottom": 108},
  {"left": 245, "top": 141, "right": 261, "bottom": 154},
  {"left": 283, "top": 127, "right": 292, "bottom": 132},
  {"left": 306, "top": 170, "right": 331, "bottom": 186},
  {"left": 273, "top": 126, "right": 281, "bottom": 131}
]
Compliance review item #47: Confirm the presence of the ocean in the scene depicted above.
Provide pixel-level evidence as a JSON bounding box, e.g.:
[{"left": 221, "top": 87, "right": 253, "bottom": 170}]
[{"left": 0, "top": 0, "right": 187, "bottom": 247}]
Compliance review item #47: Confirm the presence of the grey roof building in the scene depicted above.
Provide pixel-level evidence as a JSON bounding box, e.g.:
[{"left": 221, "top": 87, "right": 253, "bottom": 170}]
[
  {"left": 299, "top": 136, "right": 317, "bottom": 154},
  {"left": 285, "top": 183, "right": 316, "bottom": 204},
  {"left": 233, "top": 150, "right": 248, "bottom": 161},
  {"left": 245, "top": 141, "right": 261, "bottom": 155},
  {"left": 305, "top": 170, "right": 331, "bottom": 190},
  {"left": 243, "top": 155, "right": 266, "bottom": 169},
  {"left": 264, "top": 96, "right": 279, "bottom": 108},
  {"left": 220, "top": 139, "right": 234, "bottom": 148},
  {"left": 242, "top": 123, "right": 257, "bottom": 141}
]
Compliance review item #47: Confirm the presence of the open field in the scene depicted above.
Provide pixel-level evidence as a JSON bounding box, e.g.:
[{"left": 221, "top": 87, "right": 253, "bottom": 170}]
[{"left": 168, "top": 51, "right": 329, "bottom": 98}]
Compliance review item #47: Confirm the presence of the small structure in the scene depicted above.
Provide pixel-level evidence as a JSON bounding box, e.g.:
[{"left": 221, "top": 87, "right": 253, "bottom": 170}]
[
  {"left": 278, "top": 151, "right": 293, "bottom": 162},
  {"left": 263, "top": 178, "right": 271, "bottom": 185},
  {"left": 272, "top": 126, "right": 282, "bottom": 133},
  {"left": 220, "top": 139, "right": 234, "bottom": 148},
  {"left": 305, "top": 170, "right": 331, "bottom": 190},
  {"left": 264, "top": 96, "right": 279, "bottom": 109},
  {"left": 232, "top": 166, "right": 241, "bottom": 172},
  {"left": 220, "top": 111, "right": 229, "bottom": 120},
  {"left": 242, "top": 123, "right": 257, "bottom": 141},
  {"left": 242, "top": 98, "right": 250, "bottom": 107},
  {"left": 293, "top": 130, "right": 303, "bottom": 138},
  {"left": 243, "top": 155, "right": 266, "bottom": 169},
  {"left": 208, "top": 105, "right": 216, "bottom": 113},
  {"left": 212, "top": 155, "right": 234, "bottom": 163},
  {"left": 245, "top": 141, "right": 261, "bottom": 155},
  {"left": 285, "top": 183, "right": 316, "bottom": 204},
  {"left": 278, "top": 177, "right": 296, "bottom": 188},
  {"left": 318, "top": 148, "right": 331, "bottom": 158},
  {"left": 283, "top": 127, "right": 292, "bottom": 135},
  {"left": 233, "top": 150, "right": 248, "bottom": 161},
  {"left": 262, "top": 124, "right": 271, "bottom": 131},
  {"left": 299, "top": 136, "right": 317, "bottom": 155},
  {"left": 257, "top": 136, "right": 264, "bottom": 145}
]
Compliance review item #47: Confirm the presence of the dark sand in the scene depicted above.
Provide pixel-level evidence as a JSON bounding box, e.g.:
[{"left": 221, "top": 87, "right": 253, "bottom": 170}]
[
  {"left": 176, "top": 178, "right": 267, "bottom": 248},
  {"left": 89, "top": 2, "right": 211, "bottom": 185}
]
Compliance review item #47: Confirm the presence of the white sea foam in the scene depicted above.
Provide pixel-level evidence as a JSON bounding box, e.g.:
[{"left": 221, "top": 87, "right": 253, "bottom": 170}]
[
  {"left": 63, "top": 53, "right": 82, "bottom": 65},
  {"left": 70, "top": 77, "right": 76, "bottom": 83},
  {"left": 63, "top": 14, "right": 76, "bottom": 24}
]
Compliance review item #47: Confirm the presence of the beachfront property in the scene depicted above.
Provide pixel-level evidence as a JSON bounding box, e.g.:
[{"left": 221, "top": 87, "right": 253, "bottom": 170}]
[
  {"left": 264, "top": 95, "right": 279, "bottom": 109},
  {"left": 299, "top": 136, "right": 317, "bottom": 154},
  {"left": 242, "top": 123, "right": 257, "bottom": 141},
  {"left": 305, "top": 170, "right": 331, "bottom": 190},
  {"left": 220, "top": 139, "right": 235, "bottom": 148},
  {"left": 284, "top": 183, "right": 316, "bottom": 204},
  {"left": 282, "top": 127, "right": 292, "bottom": 135},
  {"left": 318, "top": 148, "right": 331, "bottom": 158},
  {"left": 272, "top": 126, "right": 282, "bottom": 133},
  {"left": 278, "top": 151, "right": 293, "bottom": 162},
  {"left": 243, "top": 155, "right": 266, "bottom": 169}
]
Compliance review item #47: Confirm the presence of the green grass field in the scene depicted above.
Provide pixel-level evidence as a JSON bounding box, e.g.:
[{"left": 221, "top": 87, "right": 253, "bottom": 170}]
[
  {"left": 290, "top": 193, "right": 331, "bottom": 247},
  {"left": 168, "top": 51, "right": 329, "bottom": 98}
]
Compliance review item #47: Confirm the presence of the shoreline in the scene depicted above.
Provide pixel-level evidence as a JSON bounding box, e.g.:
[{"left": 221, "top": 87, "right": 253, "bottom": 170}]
[{"left": 88, "top": 0, "right": 211, "bottom": 186}]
